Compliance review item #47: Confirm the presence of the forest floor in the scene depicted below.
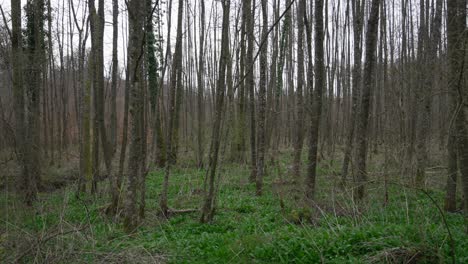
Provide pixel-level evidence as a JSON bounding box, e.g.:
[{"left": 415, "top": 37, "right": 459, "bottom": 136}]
[{"left": 1, "top": 150, "right": 467, "bottom": 263}]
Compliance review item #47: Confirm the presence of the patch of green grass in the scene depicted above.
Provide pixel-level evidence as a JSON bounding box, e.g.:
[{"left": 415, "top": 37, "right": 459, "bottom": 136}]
[{"left": 1, "top": 154, "right": 467, "bottom": 263}]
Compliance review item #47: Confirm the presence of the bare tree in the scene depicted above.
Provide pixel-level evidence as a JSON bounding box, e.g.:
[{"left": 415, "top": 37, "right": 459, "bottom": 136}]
[
  {"left": 292, "top": 0, "right": 306, "bottom": 182},
  {"left": 200, "top": 0, "right": 230, "bottom": 223},
  {"left": 306, "top": 0, "right": 325, "bottom": 201},
  {"left": 108, "top": 0, "right": 120, "bottom": 214},
  {"left": 160, "top": 0, "right": 184, "bottom": 216},
  {"left": 89, "top": 0, "right": 112, "bottom": 190},
  {"left": 196, "top": 0, "right": 206, "bottom": 168},
  {"left": 23, "top": 0, "right": 46, "bottom": 204},
  {"left": 11, "top": 0, "right": 30, "bottom": 204},
  {"left": 256, "top": 0, "right": 268, "bottom": 195},
  {"left": 354, "top": 0, "right": 381, "bottom": 200},
  {"left": 341, "top": 0, "right": 364, "bottom": 186},
  {"left": 110, "top": 0, "right": 119, "bottom": 153},
  {"left": 446, "top": 0, "right": 468, "bottom": 215},
  {"left": 246, "top": 0, "right": 256, "bottom": 183},
  {"left": 123, "top": 0, "right": 145, "bottom": 232}
]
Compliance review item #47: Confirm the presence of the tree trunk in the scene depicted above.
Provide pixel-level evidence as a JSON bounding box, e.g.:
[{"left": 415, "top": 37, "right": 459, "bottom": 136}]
[
  {"left": 292, "top": 0, "right": 306, "bottom": 181},
  {"left": 246, "top": 0, "right": 257, "bottom": 183},
  {"left": 197, "top": 0, "right": 206, "bottom": 168},
  {"left": 271, "top": 0, "right": 291, "bottom": 164},
  {"left": 24, "top": 0, "right": 45, "bottom": 203},
  {"left": 341, "top": 0, "right": 364, "bottom": 186},
  {"left": 123, "top": 0, "right": 145, "bottom": 232},
  {"left": 234, "top": 2, "right": 247, "bottom": 163},
  {"left": 11, "top": 0, "right": 31, "bottom": 204},
  {"left": 108, "top": 0, "right": 119, "bottom": 214},
  {"left": 89, "top": 0, "right": 112, "bottom": 188},
  {"left": 200, "top": 0, "right": 230, "bottom": 223},
  {"left": 256, "top": 0, "right": 268, "bottom": 196},
  {"left": 447, "top": 0, "right": 468, "bottom": 217},
  {"left": 354, "top": 0, "right": 380, "bottom": 200},
  {"left": 110, "top": 0, "right": 119, "bottom": 153},
  {"left": 160, "top": 0, "right": 184, "bottom": 216},
  {"left": 414, "top": 0, "right": 429, "bottom": 186},
  {"left": 306, "top": 0, "right": 325, "bottom": 201}
]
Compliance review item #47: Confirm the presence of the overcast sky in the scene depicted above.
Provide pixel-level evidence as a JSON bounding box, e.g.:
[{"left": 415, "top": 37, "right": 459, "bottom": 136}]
[
  {"left": 0, "top": 0, "right": 432, "bottom": 82},
  {"left": 0, "top": 0, "right": 194, "bottom": 74}
]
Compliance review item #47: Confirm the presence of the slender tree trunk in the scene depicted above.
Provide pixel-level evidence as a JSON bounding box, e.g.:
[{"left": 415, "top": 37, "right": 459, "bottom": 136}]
[
  {"left": 147, "top": 0, "right": 162, "bottom": 167},
  {"left": 139, "top": 62, "right": 148, "bottom": 219},
  {"left": 200, "top": 0, "right": 230, "bottom": 223},
  {"left": 256, "top": 0, "right": 268, "bottom": 196},
  {"left": 57, "top": 1, "right": 67, "bottom": 154},
  {"left": 123, "top": 0, "right": 145, "bottom": 232},
  {"left": 246, "top": 0, "right": 257, "bottom": 183},
  {"left": 153, "top": 4, "right": 166, "bottom": 168},
  {"left": 117, "top": 69, "right": 130, "bottom": 205},
  {"left": 445, "top": 104, "right": 458, "bottom": 212},
  {"left": 265, "top": 0, "right": 279, "bottom": 155},
  {"left": 107, "top": 0, "right": 119, "bottom": 214},
  {"left": 355, "top": 0, "right": 381, "bottom": 200},
  {"left": 292, "top": 0, "right": 306, "bottom": 181},
  {"left": 110, "top": 0, "right": 119, "bottom": 153},
  {"left": 70, "top": 0, "right": 89, "bottom": 193},
  {"left": 414, "top": 0, "right": 428, "bottom": 186},
  {"left": 197, "top": 0, "right": 206, "bottom": 168},
  {"left": 341, "top": 0, "right": 364, "bottom": 185},
  {"left": 306, "top": 0, "right": 325, "bottom": 201},
  {"left": 160, "top": 0, "right": 184, "bottom": 216},
  {"left": 89, "top": 0, "right": 112, "bottom": 189},
  {"left": 11, "top": 0, "right": 31, "bottom": 204},
  {"left": 24, "top": 0, "right": 45, "bottom": 202},
  {"left": 235, "top": 2, "right": 247, "bottom": 163},
  {"left": 272, "top": 0, "right": 291, "bottom": 164},
  {"left": 447, "top": 0, "right": 468, "bottom": 217},
  {"left": 83, "top": 62, "right": 93, "bottom": 193}
]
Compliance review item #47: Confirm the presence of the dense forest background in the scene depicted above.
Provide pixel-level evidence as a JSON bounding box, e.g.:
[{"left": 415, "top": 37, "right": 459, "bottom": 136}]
[{"left": 0, "top": 0, "right": 467, "bottom": 263}]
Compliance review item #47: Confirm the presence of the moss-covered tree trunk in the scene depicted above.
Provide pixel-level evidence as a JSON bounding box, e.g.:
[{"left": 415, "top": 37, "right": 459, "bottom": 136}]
[
  {"left": 123, "top": 0, "right": 145, "bottom": 232},
  {"left": 23, "top": 0, "right": 45, "bottom": 204}
]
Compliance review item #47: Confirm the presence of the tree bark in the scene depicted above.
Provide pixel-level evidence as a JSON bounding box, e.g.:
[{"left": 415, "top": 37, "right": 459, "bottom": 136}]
[
  {"left": 11, "top": 0, "right": 33, "bottom": 204},
  {"left": 292, "top": 0, "right": 306, "bottom": 181},
  {"left": 197, "top": 0, "right": 206, "bottom": 168},
  {"left": 341, "top": 0, "right": 364, "bottom": 186},
  {"left": 447, "top": 0, "right": 468, "bottom": 216},
  {"left": 160, "top": 0, "right": 184, "bottom": 216},
  {"left": 355, "top": 0, "right": 381, "bottom": 200},
  {"left": 256, "top": 0, "right": 268, "bottom": 196},
  {"left": 246, "top": 0, "right": 257, "bottom": 183},
  {"left": 123, "top": 0, "right": 145, "bottom": 232},
  {"left": 200, "top": 0, "right": 230, "bottom": 223},
  {"left": 110, "top": 0, "right": 119, "bottom": 153},
  {"left": 306, "top": 0, "right": 325, "bottom": 201},
  {"left": 89, "top": 0, "right": 112, "bottom": 188},
  {"left": 23, "top": 0, "right": 45, "bottom": 203}
]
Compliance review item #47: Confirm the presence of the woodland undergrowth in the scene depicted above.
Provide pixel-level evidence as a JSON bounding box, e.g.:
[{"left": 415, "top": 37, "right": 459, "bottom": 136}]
[{"left": 1, "top": 150, "right": 466, "bottom": 263}]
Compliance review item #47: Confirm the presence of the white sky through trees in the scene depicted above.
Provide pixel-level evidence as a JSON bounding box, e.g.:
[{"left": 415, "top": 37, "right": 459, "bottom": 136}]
[
  {"left": 0, "top": 0, "right": 247, "bottom": 79},
  {"left": 1, "top": 0, "right": 188, "bottom": 78},
  {"left": 0, "top": 0, "right": 438, "bottom": 82}
]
